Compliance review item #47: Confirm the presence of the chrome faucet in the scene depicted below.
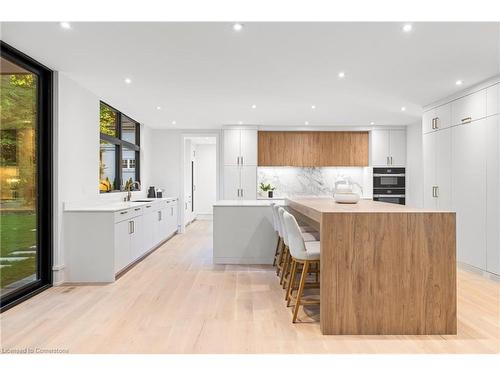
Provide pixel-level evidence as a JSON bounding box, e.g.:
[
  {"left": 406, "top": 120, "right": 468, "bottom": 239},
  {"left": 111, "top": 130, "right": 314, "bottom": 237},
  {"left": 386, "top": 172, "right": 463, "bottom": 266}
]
[{"left": 124, "top": 180, "right": 142, "bottom": 201}]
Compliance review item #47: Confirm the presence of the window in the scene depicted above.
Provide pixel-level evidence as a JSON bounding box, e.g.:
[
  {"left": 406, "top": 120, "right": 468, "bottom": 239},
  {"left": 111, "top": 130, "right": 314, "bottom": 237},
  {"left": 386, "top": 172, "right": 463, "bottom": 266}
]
[
  {"left": 1, "top": 42, "right": 53, "bottom": 311},
  {"left": 99, "top": 102, "right": 140, "bottom": 193}
]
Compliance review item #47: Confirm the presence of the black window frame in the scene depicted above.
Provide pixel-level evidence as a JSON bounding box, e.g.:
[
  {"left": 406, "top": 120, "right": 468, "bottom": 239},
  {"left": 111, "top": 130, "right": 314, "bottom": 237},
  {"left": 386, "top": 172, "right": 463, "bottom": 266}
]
[
  {"left": 0, "top": 41, "right": 53, "bottom": 312},
  {"left": 99, "top": 101, "right": 140, "bottom": 192}
]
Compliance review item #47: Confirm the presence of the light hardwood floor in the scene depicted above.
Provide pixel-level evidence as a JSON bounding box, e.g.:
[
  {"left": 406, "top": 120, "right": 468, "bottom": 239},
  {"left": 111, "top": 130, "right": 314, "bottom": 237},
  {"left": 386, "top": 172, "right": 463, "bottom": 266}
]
[{"left": 1, "top": 220, "right": 499, "bottom": 354}]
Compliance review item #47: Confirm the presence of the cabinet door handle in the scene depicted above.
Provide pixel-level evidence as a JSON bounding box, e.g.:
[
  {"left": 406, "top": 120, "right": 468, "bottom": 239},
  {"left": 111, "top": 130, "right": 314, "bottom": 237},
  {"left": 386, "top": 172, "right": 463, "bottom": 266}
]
[
  {"left": 134, "top": 208, "right": 141, "bottom": 211},
  {"left": 158, "top": 211, "right": 162, "bottom": 221},
  {"left": 146, "top": 205, "right": 151, "bottom": 208},
  {"left": 386, "top": 156, "right": 390, "bottom": 165},
  {"left": 434, "top": 117, "right": 439, "bottom": 129},
  {"left": 171, "top": 207, "right": 173, "bottom": 215},
  {"left": 120, "top": 211, "right": 128, "bottom": 215},
  {"left": 435, "top": 186, "right": 439, "bottom": 198},
  {"left": 237, "top": 156, "right": 240, "bottom": 165},
  {"left": 431, "top": 118, "right": 435, "bottom": 129},
  {"left": 241, "top": 156, "right": 244, "bottom": 165},
  {"left": 241, "top": 188, "right": 244, "bottom": 197},
  {"left": 129, "top": 221, "right": 133, "bottom": 234},
  {"left": 461, "top": 117, "right": 472, "bottom": 123}
]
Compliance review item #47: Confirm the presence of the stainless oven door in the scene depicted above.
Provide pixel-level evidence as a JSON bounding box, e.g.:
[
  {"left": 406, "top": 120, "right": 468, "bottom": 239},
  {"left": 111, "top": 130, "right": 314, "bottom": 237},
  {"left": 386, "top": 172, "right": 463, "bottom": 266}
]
[
  {"left": 373, "top": 194, "right": 405, "bottom": 205},
  {"left": 373, "top": 174, "right": 405, "bottom": 188}
]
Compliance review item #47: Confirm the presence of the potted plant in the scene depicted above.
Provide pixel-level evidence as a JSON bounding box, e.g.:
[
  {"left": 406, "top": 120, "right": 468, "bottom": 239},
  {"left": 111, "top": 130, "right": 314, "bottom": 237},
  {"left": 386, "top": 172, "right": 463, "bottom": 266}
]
[{"left": 259, "top": 183, "right": 276, "bottom": 198}]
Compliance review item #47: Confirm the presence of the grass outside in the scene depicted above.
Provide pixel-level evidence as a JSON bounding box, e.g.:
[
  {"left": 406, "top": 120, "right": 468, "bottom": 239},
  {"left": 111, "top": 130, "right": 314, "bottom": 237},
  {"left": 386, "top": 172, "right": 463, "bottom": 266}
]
[{"left": 0, "top": 212, "right": 37, "bottom": 292}]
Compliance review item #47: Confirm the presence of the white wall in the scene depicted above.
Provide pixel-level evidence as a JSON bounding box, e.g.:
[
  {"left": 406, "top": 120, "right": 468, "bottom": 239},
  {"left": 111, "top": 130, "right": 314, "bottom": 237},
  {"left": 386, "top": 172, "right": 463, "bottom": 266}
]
[
  {"left": 406, "top": 121, "right": 424, "bottom": 208},
  {"left": 194, "top": 144, "right": 217, "bottom": 215},
  {"left": 54, "top": 73, "right": 153, "bottom": 283}
]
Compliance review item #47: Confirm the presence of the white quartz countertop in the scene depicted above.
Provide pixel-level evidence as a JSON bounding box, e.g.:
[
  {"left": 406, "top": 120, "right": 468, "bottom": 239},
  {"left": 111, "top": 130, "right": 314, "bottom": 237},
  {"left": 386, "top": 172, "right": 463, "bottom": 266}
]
[
  {"left": 214, "top": 200, "right": 284, "bottom": 207},
  {"left": 64, "top": 197, "right": 178, "bottom": 212}
]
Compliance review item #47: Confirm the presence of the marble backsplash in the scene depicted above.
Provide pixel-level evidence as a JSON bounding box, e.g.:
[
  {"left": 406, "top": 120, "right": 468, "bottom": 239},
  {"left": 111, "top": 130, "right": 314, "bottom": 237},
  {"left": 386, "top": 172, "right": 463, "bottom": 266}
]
[{"left": 257, "top": 167, "right": 373, "bottom": 199}]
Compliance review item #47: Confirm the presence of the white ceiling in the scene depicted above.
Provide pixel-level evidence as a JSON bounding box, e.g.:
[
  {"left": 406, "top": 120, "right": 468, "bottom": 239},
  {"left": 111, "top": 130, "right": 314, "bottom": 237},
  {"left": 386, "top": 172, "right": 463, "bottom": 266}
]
[{"left": 1, "top": 22, "right": 499, "bottom": 129}]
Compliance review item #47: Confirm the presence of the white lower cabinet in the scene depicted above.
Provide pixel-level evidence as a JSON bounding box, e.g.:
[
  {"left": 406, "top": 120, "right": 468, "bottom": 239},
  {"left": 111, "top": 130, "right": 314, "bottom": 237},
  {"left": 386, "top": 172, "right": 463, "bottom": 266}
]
[
  {"left": 423, "top": 128, "right": 452, "bottom": 210},
  {"left": 452, "top": 118, "right": 487, "bottom": 270},
  {"left": 114, "top": 218, "right": 132, "bottom": 273},
  {"left": 65, "top": 198, "right": 178, "bottom": 282},
  {"left": 223, "top": 165, "right": 257, "bottom": 199}
]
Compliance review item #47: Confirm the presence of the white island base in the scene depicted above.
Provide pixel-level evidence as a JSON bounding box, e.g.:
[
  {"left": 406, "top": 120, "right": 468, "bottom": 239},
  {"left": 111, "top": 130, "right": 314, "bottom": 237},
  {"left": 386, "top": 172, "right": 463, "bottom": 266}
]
[{"left": 213, "top": 200, "right": 283, "bottom": 264}]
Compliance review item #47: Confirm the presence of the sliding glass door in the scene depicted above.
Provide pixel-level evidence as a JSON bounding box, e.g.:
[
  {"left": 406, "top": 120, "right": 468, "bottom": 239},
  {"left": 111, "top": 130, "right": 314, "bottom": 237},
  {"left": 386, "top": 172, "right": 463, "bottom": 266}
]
[{"left": 0, "top": 42, "right": 52, "bottom": 311}]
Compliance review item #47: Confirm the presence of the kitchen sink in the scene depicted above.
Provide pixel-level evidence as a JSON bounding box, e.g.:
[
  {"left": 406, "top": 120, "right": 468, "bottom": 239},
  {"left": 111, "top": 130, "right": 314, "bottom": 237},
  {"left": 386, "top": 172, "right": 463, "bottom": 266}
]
[{"left": 132, "top": 199, "right": 154, "bottom": 202}]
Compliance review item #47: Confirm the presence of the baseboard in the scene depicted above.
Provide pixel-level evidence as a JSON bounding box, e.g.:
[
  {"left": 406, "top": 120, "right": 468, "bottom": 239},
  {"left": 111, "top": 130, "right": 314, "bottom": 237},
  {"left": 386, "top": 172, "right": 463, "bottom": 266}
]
[
  {"left": 457, "top": 262, "right": 500, "bottom": 282},
  {"left": 196, "top": 213, "right": 213, "bottom": 220}
]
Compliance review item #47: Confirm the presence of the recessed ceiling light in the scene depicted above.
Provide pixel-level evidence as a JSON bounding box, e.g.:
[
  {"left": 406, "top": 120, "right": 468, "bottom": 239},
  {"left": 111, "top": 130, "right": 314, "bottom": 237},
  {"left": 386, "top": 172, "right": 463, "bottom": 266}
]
[
  {"left": 403, "top": 24, "right": 413, "bottom": 33},
  {"left": 60, "top": 22, "right": 71, "bottom": 30},
  {"left": 311, "top": 105, "right": 316, "bottom": 110},
  {"left": 124, "top": 78, "right": 132, "bottom": 84},
  {"left": 233, "top": 23, "right": 243, "bottom": 32},
  {"left": 172, "top": 120, "right": 176, "bottom": 125},
  {"left": 238, "top": 121, "right": 243, "bottom": 125},
  {"left": 156, "top": 106, "right": 161, "bottom": 110},
  {"left": 251, "top": 104, "right": 257, "bottom": 109},
  {"left": 338, "top": 71, "right": 345, "bottom": 79},
  {"left": 401, "top": 106, "right": 406, "bottom": 112},
  {"left": 305, "top": 121, "right": 309, "bottom": 125},
  {"left": 456, "top": 80, "right": 463, "bottom": 86},
  {"left": 370, "top": 121, "right": 375, "bottom": 125}
]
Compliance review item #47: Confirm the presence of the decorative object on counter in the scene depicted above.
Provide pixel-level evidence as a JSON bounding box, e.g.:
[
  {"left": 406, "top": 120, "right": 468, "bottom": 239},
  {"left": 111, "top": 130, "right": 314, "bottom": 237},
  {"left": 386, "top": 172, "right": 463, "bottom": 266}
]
[
  {"left": 99, "top": 177, "right": 113, "bottom": 193},
  {"left": 156, "top": 188, "right": 163, "bottom": 198},
  {"left": 333, "top": 175, "right": 361, "bottom": 204},
  {"left": 259, "top": 182, "right": 276, "bottom": 198},
  {"left": 147, "top": 186, "right": 156, "bottom": 198}
]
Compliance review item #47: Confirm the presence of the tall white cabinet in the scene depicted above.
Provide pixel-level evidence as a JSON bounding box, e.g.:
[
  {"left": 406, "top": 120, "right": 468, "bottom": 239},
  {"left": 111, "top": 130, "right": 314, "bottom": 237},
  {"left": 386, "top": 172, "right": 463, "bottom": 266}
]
[
  {"left": 422, "top": 80, "right": 500, "bottom": 275},
  {"left": 371, "top": 129, "right": 406, "bottom": 166},
  {"left": 223, "top": 128, "right": 257, "bottom": 199},
  {"left": 423, "top": 127, "right": 452, "bottom": 210}
]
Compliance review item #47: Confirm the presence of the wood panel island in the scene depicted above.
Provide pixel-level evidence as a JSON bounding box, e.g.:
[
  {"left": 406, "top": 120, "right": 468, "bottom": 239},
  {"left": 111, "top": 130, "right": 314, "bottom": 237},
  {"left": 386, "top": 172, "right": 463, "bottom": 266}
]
[{"left": 286, "top": 197, "right": 456, "bottom": 335}]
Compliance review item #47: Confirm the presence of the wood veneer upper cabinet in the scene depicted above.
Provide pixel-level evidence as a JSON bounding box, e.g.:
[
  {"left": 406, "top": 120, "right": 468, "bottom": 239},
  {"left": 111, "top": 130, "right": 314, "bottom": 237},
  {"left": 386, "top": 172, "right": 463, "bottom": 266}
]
[{"left": 258, "top": 131, "right": 368, "bottom": 167}]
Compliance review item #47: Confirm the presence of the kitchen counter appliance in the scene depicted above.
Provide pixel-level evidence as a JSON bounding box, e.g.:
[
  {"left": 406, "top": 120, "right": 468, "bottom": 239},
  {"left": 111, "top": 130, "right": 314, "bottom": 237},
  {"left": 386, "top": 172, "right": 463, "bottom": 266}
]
[{"left": 373, "top": 167, "right": 405, "bottom": 205}]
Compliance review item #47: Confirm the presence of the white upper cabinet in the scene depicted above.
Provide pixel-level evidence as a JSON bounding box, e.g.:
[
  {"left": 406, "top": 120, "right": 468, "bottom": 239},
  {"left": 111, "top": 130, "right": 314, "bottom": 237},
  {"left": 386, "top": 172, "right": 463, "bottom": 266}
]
[
  {"left": 371, "top": 130, "right": 390, "bottom": 166},
  {"left": 487, "top": 83, "right": 500, "bottom": 117},
  {"left": 389, "top": 130, "right": 406, "bottom": 166},
  {"left": 451, "top": 90, "right": 487, "bottom": 126},
  {"left": 423, "top": 104, "right": 451, "bottom": 134},
  {"left": 223, "top": 128, "right": 258, "bottom": 166},
  {"left": 223, "top": 129, "right": 241, "bottom": 165},
  {"left": 371, "top": 129, "right": 406, "bottom": 166},
  {"left": 240, "top": 129, "right": 258, "bottom": 166}
]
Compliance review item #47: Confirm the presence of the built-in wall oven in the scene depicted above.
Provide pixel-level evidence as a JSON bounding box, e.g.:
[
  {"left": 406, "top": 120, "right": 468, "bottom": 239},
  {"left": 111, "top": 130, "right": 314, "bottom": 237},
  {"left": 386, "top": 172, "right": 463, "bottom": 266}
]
[{"left": 373, "top": 167, "right": 406, "bottom": 205}]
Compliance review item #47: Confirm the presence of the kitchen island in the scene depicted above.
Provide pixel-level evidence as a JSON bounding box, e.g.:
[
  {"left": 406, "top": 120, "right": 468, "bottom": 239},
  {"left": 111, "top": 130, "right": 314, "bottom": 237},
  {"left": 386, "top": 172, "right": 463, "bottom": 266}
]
[
  {"left": 287, "top": 197, "right": 456, "bottom": 335},
  {"left": 213, "top": 200, "right": 285, "bottom": 264}
]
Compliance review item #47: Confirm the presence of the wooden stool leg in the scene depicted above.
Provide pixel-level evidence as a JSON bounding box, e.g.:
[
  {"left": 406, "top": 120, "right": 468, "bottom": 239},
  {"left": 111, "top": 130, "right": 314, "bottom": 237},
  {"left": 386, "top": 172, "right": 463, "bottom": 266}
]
[
  {"left": 272, "top": 237, "right": 281, "bottom": 267},
  {"left": 276, "top": 240, "right": 284, "bottom": 276},
  {"left": 292, "top": 260, "right": 309, "bottom": 323},
  {"left": 280, "top": 248, "right": 289, "bottom": 285},
  {"left": 286, "top": 259, "right": 297, "bottom": 306}
]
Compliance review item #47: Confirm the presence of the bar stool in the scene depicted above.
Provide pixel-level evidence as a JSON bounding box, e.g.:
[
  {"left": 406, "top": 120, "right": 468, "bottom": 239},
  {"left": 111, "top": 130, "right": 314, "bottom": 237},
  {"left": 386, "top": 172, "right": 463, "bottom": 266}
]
[
  {"left": 282, "top": 211, "right": 321, "bottom": 323},
  {"left": 277, "top": 207, "right": 320, "bottom": 289},
  {"left": 270, "top": 203, "right": 283, "bottom": 267}
]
